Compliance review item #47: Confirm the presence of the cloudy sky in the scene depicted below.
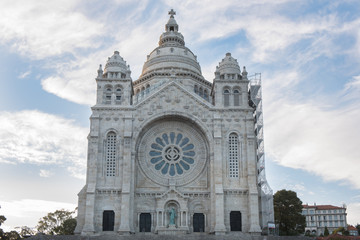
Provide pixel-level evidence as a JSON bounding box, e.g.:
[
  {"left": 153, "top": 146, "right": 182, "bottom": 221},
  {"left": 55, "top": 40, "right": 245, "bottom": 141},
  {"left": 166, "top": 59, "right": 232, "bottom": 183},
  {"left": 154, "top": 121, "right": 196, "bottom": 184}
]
[{"left": 0, "top": 0, "right": 359, "bottom": 231}]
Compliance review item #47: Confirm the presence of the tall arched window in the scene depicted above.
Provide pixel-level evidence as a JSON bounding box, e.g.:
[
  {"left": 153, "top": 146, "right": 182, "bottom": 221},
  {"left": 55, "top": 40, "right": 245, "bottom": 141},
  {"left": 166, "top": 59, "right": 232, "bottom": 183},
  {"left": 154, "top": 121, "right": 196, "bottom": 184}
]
[
  {"left": 141, "top": 86, "right": 145, "bottom": 96},
  {"left": 199, "top": 87, "right": 204, "bottom": 98},
  {"left": 224, "top": 89, "right": 230, "bottom": 107},
  {"left": 146, "top": 84, "right": 150, "bottom": 94},
  {"left": 104, "top": 86, "right": 112, "bottom": 104},
  {"left": 233, "top": 89, "right": 240, "bottom": 106},
  {"left": 228, "top": 133, "right": 239, "bottom": 178},
  {"left": 194, "top": 85, "right": 198, "bottom": 94},
  {"left": 105, "top": 132, "right": 116, "bottom": 177},
  {"left": 115, "top": 88, "right": 122, "bottom": 103},
  {"left": 204, "top": 89, "right": 208, "bottom": 101}
]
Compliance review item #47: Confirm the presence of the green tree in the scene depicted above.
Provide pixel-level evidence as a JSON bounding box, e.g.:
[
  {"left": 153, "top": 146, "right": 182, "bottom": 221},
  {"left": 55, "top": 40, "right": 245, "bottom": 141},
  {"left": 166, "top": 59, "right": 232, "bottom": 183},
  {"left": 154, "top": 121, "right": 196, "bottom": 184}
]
[
  {"left": 356, "top": 224, "right": 360, "bottom": 235},
  {"left": 37, "top": 209, "right": 76, "bottom": 235},
  {"left": 324, "top": 226, "right": 329, "bottom": 236},
  {"left": 2, "top": 230, "right": 20, "bottom": 240},
  {"left": 0, "top": 216, "right": 6, "bottom": 226},
  {"left": 55, "top": 218, "right": 77, "bottom": 235},
  {"left": 0, "top": 215, "right": 6, "bottom": 239},
  {"left": 17, "top": 226, "right": 35, "bottom": 238},
  {"left": 333, "top": 226, "right": 350, "bottom": 236},
  {"left": 274, "top": 189, "right": 306, "bottom": 236}
]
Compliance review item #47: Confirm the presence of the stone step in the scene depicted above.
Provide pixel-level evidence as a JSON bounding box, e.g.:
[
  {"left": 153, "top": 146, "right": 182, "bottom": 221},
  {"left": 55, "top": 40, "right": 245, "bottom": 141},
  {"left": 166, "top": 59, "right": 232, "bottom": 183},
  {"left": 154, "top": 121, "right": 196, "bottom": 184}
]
[{"left": 28, "top": 234, "right": 312, "bottom": 240}]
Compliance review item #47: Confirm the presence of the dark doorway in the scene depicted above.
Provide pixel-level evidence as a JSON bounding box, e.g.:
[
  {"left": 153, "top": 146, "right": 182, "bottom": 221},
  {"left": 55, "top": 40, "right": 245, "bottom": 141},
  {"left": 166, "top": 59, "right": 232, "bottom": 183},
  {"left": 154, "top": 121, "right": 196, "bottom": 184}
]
[
  {"left": 103, "top": 210, "right": 115, "bottom": 231},
  {"left": 230, "top": 211, "right": 242, "bottom": 231},
  {"left": 193, "top": 213, "right": 205, "bottom": 232},
  {"left": 139, "top": 213, "right": 151, "bottom": 232}
]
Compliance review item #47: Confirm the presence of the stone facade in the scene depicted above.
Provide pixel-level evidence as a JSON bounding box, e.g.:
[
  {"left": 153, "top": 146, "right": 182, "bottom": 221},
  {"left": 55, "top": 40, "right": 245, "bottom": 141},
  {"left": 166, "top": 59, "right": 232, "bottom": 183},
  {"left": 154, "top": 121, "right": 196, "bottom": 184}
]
[{"left": 75, "top": 10, "right": 273, "bottom": 236}]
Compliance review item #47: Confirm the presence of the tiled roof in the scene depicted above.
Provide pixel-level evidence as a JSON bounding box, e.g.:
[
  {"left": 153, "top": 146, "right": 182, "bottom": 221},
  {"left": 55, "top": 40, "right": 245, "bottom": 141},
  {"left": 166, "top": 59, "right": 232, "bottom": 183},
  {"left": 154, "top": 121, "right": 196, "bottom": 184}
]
[
  {"left": 348, "top": 225, "right": 357, "bottom": 231},
  {"left": 302, "top": 204, "right": 345, "bottom": 210}
]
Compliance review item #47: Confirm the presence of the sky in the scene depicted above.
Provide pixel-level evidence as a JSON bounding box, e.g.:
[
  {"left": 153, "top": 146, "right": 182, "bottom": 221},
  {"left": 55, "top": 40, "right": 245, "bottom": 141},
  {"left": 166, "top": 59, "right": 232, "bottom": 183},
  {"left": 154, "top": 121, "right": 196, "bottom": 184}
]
[{"left": 0, "top": 0, "right": 360, "bottom": 232}]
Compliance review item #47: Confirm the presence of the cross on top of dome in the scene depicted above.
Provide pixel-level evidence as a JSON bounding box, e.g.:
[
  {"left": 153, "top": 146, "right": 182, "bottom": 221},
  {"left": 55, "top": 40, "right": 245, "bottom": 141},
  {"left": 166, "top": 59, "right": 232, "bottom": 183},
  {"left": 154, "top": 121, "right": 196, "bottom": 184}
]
[
  {"left": 165, "top": 9, "right": 179, "bottom": 33},
  {"left": 168, "top": 9, "right": 176, "bottom": 18}
]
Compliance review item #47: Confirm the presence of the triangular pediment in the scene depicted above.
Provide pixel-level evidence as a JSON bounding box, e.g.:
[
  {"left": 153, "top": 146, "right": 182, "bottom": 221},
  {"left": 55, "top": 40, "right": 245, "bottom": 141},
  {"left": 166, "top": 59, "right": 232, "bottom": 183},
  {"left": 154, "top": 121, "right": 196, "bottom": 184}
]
[{"left": 133, "top": 80, "right": 213, "bottom": 112}]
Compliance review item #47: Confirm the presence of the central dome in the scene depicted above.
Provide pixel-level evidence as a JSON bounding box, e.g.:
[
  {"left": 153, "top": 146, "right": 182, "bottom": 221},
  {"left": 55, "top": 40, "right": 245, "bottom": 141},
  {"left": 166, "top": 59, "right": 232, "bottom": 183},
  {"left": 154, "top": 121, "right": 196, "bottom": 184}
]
[{"left": 140, "top": 9, "right": 202, "bottom": 78}]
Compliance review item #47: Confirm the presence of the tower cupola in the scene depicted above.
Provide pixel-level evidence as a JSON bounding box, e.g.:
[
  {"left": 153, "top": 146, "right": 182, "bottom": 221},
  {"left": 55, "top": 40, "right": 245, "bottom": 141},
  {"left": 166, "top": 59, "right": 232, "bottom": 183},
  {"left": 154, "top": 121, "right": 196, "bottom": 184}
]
[
  {"left": 159, "top": 9, "right": 185, "bottom": 47},
  {"left": 215, "top": 53, "right": 242, "bottom": 80},
  {"left": 101, "top": 51, "right": 131, "bottom": 79}
]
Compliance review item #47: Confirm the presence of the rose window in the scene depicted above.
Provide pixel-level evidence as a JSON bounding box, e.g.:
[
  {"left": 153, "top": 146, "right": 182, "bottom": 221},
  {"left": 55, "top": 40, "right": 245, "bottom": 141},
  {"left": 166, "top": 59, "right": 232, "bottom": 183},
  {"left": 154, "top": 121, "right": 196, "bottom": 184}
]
[{"left": 149, "top": 132, "right": 195, "bottom": 176}]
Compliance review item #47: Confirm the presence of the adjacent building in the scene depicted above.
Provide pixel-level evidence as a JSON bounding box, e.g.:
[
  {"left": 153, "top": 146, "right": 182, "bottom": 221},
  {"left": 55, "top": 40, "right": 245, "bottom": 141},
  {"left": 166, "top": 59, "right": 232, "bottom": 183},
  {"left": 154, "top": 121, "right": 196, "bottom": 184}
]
[
  {"left": 302, "top": 204, "right": 347, "bottom": 236},
  {"left": 348, "top": 225, "right": 359, "bottom": 236},
  {"left": 75, "top": 9, "right": 274, "bottom": 236}
]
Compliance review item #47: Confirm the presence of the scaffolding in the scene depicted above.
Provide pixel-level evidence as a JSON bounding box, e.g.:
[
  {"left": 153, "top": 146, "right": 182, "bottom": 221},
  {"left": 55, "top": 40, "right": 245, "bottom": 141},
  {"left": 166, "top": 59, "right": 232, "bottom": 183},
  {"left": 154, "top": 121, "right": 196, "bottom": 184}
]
[{"left": 248, "top": 73, "right": 274, "bottom": 231}]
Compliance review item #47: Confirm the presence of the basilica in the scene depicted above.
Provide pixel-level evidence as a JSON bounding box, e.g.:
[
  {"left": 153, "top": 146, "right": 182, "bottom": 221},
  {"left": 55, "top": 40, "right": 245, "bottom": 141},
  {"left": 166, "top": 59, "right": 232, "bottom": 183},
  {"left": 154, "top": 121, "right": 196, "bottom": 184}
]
[{"left": 75, "top": 9, "right": 274, "bottom": 236}]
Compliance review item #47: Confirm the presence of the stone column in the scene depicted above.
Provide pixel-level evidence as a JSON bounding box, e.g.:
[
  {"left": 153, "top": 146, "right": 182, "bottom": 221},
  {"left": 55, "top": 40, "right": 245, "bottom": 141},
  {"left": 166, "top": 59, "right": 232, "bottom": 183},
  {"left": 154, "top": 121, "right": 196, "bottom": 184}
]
[
  {"left": 212, "top": 115, "right": 226, "bottom": 235},
  {"left": 81, "top": 127, "right": 99, "bottom": 234},
  {"left": 118, "top": 116, "right": 134, "bottom": 234},
  {"left": 82, "top": 192, "right": 95, "bottom": 234},
  {"left": 244, "top": 118, "right": 261, "bottom": 234}
]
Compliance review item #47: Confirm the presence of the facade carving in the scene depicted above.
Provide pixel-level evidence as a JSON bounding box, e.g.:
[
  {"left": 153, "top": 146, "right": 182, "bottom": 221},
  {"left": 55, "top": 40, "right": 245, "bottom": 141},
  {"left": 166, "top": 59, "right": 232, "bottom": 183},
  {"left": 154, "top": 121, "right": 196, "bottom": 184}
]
[{"left": 75, "top": 9, "right": 274, "bottom": 236}]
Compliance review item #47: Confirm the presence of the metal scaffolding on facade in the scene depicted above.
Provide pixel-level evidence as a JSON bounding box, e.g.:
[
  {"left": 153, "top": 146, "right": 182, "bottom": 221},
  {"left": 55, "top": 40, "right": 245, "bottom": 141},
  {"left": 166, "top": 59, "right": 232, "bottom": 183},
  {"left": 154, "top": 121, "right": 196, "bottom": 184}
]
[{"left": 248, "top": 73, "right": 274, "bottom": 230}]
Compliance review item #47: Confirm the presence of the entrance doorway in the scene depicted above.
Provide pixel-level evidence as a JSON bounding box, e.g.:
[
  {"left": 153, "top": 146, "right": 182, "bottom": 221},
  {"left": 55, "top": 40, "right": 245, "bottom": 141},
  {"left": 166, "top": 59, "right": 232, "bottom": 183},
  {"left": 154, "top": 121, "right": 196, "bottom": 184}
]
[
  {"left": 230, "top": 211, "right": 242, "bottom": 231},
  {"left": 139, "top": 213, "right": 151, "bottom": 232},
  {"left": 102, "top": 210, "right": 115, "bottom": 231},
  {"left": 193, "top": 213, "right": 205, "bottom": 232}
]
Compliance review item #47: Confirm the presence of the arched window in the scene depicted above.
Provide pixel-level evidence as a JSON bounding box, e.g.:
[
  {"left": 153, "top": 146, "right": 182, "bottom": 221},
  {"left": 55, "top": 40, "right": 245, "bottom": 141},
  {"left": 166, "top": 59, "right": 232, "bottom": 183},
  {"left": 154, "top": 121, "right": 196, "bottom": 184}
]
[
  {"left": 146, "top": 84, "right": 150, "bottom": 94},
  {"left": 194, "top": 85, "right": 198, "bottom": 94},
  {"left": 204, "top": 89, "right": 208, "bottom": 101},
  {"left": 105, "top": 132, "right": 116, "bottom": 177},
  {"left": 224, "top": 89, "right": 230, "bottom": 107},
  {"left": 104, "top": 86, "right": 112, "bottom": 104},
  {"left": 199, "top": 87, "right": 203, "bottom": 98},
  {"left": 228, "top": 133, "right": 239, "bottom": 178},
  {"left": 115, "top": 88, "right": 122, "bottom": 103},
  {"left": 136, "top": 89, "right": 140, "bottom": 95},
  {"left": 233, "top": 89, "right": 240, "bottom": 106},
  {"left": 141, "top": 86, "right": 145, "bottom": 96}
]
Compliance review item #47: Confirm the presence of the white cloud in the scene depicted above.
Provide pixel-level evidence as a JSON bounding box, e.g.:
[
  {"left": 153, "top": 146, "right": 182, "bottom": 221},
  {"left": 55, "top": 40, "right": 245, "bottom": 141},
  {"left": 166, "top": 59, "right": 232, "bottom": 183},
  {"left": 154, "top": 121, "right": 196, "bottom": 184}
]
[
  {"left": 0, "top": 0, "right": 104, "bottom": 59},
  {"left": 39, "top": 169, "right": 53, "bottom": 178},
  {"left": 0, "top": 110, "right": 88, "bottom": 179},
  {"left": 347, "top": 202, "right": 360, "bottom": 225},
  {"left": 263, "top": 72, "right": 360, "bottom": 189},
  {"left": 1, "top": 199, "right": 76, "bottom": 231},
  {"left": 0, "top": 0, "right": 352, "bottom": 106},
  {"left": 18, "top": 70, "right": 31, "bottom": 79},
  {"left": 341, "top": 75, "right": 360, "bottom": 102}
]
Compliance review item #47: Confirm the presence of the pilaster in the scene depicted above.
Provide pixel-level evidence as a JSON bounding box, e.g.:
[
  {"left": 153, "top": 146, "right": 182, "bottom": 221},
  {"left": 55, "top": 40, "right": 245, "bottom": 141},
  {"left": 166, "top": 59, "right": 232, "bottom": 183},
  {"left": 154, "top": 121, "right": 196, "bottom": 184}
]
[
  {"left": 118, "top": 115, "right": 134, "bottom": 234},
  {"left": 212, "top": 114, "right": 226, "bottom": 234}
]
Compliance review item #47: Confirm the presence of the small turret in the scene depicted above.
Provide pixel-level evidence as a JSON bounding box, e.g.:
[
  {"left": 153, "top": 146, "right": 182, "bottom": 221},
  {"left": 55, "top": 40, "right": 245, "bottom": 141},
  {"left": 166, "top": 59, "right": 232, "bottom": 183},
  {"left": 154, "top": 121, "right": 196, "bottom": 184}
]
[
  {"left": 242, "top": 66, "right": 248, "bottom": 79},
  {"left": 212, "top": 53, "right": 249, "bottom": 107},
  {"left": 97, "top": 64, "right": 103, "bottom": 78},
  {"left": 158, "top": 9, "right": 185, "bottom": 47},
  {"left": 215, "top": 52, "right": 242, "bottom": 80},
  {"left": 95, "top": 51, "right": 132, "bottom": 106}
]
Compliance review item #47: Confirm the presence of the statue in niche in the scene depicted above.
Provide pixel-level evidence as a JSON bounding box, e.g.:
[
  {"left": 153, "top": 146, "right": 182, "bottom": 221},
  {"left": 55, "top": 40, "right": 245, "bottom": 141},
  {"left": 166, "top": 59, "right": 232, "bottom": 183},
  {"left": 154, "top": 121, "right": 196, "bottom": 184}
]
[{"left": 169, "top": 207, "right": 177, "bottom": 226}]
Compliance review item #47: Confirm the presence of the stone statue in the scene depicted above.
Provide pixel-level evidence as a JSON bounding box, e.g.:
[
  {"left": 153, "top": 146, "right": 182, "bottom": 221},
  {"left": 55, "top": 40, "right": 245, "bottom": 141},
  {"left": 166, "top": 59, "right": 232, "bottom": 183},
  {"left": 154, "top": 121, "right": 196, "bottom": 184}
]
[{"left": 169, "top": 207, "right": 176, "bottom": 225}]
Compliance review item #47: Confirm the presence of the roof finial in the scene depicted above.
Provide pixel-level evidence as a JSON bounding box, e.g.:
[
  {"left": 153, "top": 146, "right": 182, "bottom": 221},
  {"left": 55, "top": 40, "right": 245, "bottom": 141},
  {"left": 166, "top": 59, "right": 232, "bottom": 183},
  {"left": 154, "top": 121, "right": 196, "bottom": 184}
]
[{"left": 168, "top": 9, "right": 176, "bottom": 18}]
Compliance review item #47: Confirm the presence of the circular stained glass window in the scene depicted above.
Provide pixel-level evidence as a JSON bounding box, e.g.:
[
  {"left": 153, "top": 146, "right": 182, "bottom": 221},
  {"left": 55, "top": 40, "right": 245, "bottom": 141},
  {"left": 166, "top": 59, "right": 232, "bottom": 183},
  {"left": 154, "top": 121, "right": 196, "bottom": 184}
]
[
  {"left": 149, "top": 132, "right": 195, "bottom": 176},
  {"left": 137, "top": 120, "right": 207, "bottom": 186}
]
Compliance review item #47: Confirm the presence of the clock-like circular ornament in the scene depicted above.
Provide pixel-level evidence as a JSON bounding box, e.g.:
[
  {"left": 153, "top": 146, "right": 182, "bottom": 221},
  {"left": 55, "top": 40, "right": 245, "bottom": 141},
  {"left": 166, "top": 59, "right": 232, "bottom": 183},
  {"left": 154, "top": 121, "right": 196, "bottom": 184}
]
[{"left": 137, "top": 121, "right": 207, "bottom": 186}]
